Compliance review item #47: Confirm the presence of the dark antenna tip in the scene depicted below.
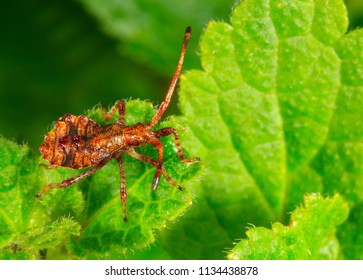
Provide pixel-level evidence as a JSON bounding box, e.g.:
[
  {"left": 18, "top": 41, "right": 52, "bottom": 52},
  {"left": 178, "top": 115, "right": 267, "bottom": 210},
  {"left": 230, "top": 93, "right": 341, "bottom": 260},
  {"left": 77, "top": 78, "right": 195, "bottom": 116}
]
[{"left": 186, "top": 26, "right": 192, "bottom": 34}]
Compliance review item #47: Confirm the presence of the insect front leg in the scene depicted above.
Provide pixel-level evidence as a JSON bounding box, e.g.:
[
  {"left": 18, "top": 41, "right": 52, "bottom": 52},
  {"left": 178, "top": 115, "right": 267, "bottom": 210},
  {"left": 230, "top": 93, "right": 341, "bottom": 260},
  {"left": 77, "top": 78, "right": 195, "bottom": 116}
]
[
  {"left": 36, "top": 159, "right": 110, "bottom": 198},
  {"left": 155, "top": 127, "right": 200, "bottom": 163},
  {"left": 148, "top": 138, "right": 166, "bottom": 192},
  {"left": 102, "top": 100, "right": 126, "bottom": 125},
  {"left": 126, "top": 148, "right": 182, "bottom": 191},
  {"left": 116, "top": 155, "right": 128, "bottom": 222}
]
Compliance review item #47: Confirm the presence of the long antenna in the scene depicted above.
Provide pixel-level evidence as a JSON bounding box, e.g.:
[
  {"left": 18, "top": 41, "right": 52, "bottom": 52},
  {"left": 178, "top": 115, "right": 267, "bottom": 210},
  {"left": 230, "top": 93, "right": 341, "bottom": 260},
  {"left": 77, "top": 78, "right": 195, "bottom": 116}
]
[{"left": 150, "top": 26, "right": 191, "bottom": 127}]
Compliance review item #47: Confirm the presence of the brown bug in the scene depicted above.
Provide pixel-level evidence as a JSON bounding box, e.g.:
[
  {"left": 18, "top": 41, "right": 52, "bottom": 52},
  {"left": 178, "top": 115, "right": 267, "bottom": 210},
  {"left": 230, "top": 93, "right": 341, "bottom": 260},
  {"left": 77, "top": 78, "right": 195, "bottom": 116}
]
[{"left": 37, "top": 26, "right": 200, "bottom": 221}]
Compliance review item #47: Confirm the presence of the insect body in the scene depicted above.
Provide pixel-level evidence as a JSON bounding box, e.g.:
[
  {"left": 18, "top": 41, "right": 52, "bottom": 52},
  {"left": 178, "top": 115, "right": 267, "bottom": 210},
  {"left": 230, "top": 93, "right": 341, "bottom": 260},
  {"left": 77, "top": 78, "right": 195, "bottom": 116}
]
[{"left": 37, "top": 27, "right": 200, "bottom": 221}]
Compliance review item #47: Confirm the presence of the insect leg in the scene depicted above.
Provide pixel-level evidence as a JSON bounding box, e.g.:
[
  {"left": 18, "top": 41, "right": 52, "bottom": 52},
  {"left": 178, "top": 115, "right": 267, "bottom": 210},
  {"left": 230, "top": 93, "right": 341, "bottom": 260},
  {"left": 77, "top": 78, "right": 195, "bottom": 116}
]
[
  {"left": 116, "top": 155, "right": 127, "bottom": 222},
  {"left": 155, "top": 127, "right": 200, "bottom": 163},
  {"left": 126, "top": 148, "right": 182, "bottom": 190},
  {"left": 36, "top": 158, "right": 110, "bottom": 198},
  {"left": 147, "top": 138, "right": 165, "bottom": 192},
  {"left": 102, "top": 100, "right": 126, "bottom": 125}
]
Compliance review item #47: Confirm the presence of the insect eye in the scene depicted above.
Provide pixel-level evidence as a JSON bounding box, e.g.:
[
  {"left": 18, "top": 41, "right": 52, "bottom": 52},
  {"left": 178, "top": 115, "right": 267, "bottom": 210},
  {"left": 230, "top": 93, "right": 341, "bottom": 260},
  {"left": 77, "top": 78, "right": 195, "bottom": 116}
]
[{"left": 131, "top": 140, "right": 140, "bottom": 146}]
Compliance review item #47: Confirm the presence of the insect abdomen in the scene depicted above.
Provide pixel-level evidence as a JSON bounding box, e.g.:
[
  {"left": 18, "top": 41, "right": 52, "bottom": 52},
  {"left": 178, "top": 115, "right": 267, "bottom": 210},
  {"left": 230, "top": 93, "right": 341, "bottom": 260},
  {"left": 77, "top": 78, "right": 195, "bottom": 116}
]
[{"left": 39, "top": 114, "right": 105, "bottom": 169}]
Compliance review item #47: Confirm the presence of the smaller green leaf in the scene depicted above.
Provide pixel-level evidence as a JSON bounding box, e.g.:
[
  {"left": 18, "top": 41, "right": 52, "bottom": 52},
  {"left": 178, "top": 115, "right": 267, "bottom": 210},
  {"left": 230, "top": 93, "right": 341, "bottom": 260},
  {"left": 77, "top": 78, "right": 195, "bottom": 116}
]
[
  {"left": 228, "top": 193, "right": 349, "bottom": 260},
  {"left": 0, "top": 250, "right": 31, "bottom": 260},
  {"left": 0, "top": 136, "right": 82, "bottom": 258},
  {"left": 15, "top": 218, "right": 80, "bottom": 254},
  {"left": 0, "top": 137, "right": 40, "bottom": 248}
]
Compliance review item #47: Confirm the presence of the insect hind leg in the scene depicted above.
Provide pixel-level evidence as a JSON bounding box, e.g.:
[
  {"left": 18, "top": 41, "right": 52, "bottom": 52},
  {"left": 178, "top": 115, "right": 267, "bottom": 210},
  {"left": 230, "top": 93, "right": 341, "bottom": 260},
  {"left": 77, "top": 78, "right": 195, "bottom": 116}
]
[
  {"left": 36, "top": 159, "right": 110, "bottom": 198},
  {"left": 154, "top": 127, "right": 200, "bottom": 163},
  {"left": 116, "top": 155, "right": 128, "bottom": 222},
  {"left": 102, "top": 100, "right": 126, "bottom": 125},
  {"left": 126, "top": 149, "right": 182, "bottom": 191}
]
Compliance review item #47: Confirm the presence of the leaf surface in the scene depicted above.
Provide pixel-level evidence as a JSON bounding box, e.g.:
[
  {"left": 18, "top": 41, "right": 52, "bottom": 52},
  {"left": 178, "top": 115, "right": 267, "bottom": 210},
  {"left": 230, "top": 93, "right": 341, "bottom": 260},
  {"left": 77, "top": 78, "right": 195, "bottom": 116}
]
[{"left": 228, "top": 194, "right": 349, "bottom": 260}]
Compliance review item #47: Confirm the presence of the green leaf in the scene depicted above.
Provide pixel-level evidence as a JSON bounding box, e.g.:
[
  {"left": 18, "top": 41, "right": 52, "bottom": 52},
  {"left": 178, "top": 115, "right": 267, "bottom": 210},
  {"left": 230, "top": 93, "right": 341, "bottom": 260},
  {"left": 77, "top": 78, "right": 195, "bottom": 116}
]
[
  {"left": 0, "top": 136, "right": 82, "bottom": 258},
  {"left": 159, "top": 0, "right": 363, "bottom": 259},
  {"left": 0, "top": 249, "right": 31, "bottom": 260},
  {"left": 227, "top": 194, "right": 349, "bottom": 260},
  {"left": 0, "top": 137, "right": 40, "bottom": 249},
  {"left": 16, "top": 218, "right": 81, "bottom": 253}
]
